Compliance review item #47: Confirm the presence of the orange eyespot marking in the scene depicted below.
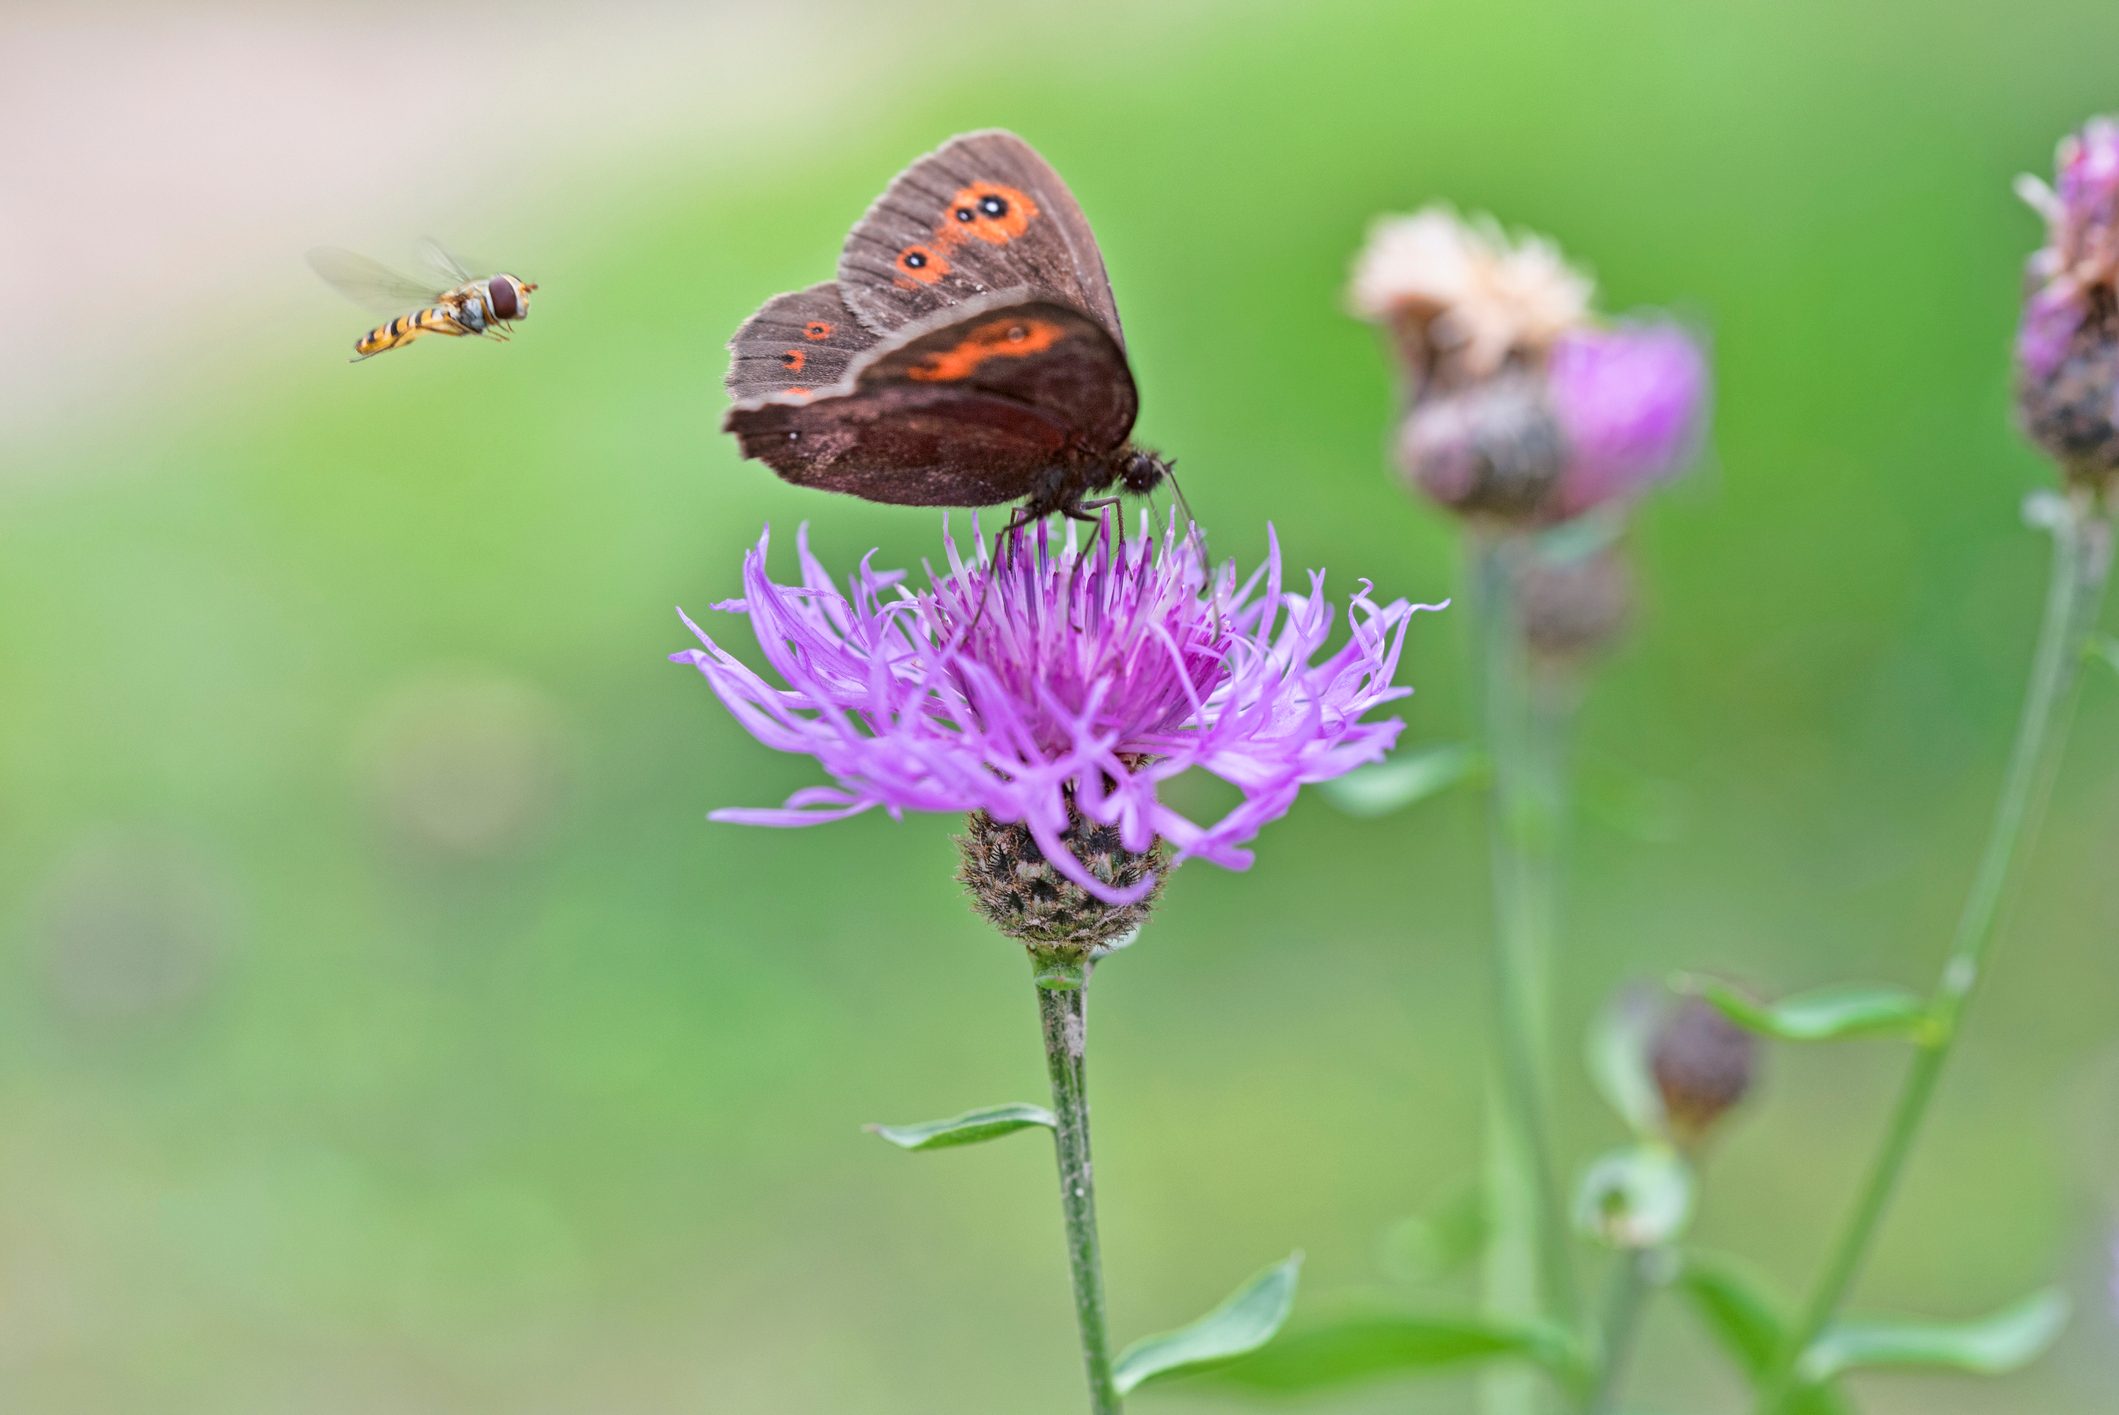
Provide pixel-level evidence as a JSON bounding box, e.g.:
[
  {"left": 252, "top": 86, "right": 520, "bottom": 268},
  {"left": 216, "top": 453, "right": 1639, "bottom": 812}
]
[
  {"left": 939, "top": 183, "right": 1038, "bottom": 247},
  {"left": 907, "top": 317, "right": 1066, "bottom": 382},
  {"left": 896, "top": 244, "right": 948, "bottom": 284},
  {"left": 783, "top": 386, "right": 813, "bottom": 400},
  {"left": 804, "top": 320, "right": 833, "bottom": 341},
  {"left": 780, "top": 348, "right": 807, "bottom": 372}
]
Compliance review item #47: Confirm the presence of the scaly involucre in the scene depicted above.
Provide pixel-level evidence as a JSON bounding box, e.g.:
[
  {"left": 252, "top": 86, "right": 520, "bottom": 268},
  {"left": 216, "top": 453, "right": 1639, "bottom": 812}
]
[{"left": 674, "top": 516, "right": 1435, "bottom": 903}]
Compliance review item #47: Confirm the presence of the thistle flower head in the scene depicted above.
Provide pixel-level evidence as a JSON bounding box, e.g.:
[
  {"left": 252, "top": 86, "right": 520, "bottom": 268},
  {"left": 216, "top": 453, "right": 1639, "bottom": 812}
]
[
  {"left": 2017, "top": 117, "right": 2119, "bottom": 483},
  {"left": 1353, "top": 208, "right": 1707, "bottom": 525},
  {"left": 674, "top": 516, "right": 1435, "bottom": 916},
  {"left": 1350, "top": 207, "right": 1594, "bottom": 381}
]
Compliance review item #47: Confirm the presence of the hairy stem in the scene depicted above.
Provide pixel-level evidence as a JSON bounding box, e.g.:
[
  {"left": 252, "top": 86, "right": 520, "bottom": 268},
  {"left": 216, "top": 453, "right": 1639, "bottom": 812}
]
[
  {"left": 1038, "top": 961, "right": 1122, "bottom": 1415},
  {"left": 1474, "top": 538, "right": 1581, "bottom": 1415},
  {"left": 1758, "top": 490, "right": 2111, "bottom": 1409}
]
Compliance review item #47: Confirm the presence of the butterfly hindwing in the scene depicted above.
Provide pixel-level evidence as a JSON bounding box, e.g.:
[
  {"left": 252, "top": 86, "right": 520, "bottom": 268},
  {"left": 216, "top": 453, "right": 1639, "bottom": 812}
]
[
  {"left": 724, "top": 282, "right": 879, "bottom": 400},
  {"left": 836, "top": 131, "right": 1126, "bottom": 346},
  {"left": 723, "top": 294, "right": 1136, "bottom": 508}
]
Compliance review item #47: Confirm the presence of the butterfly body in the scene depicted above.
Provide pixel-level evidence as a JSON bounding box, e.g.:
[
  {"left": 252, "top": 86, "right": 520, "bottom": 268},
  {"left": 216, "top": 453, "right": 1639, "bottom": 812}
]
[{"left": 723, "top": 132, "right": 1168, "bottom": 521}]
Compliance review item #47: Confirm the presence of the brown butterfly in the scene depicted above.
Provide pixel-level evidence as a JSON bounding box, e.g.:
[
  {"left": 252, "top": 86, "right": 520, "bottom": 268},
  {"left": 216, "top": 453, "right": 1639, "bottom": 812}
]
[{"left": 722, "top": 130, "right": 1169, "bottom": 526}]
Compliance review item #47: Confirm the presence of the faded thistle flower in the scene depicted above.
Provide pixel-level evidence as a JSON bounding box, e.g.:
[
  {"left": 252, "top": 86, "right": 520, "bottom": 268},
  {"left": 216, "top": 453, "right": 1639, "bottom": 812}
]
[
  {"left": 1649, "top": 995, "right": 1759, "bottom": 1149},
  {"left": 1351, "top": 206, "right": 1708, "bottom": 523},
  {"left": 2017, "top": 117, "right": 2119, "bottom": 486},
  {"left": 674, "top": 516, "right": 1435, "bottom": 959}
]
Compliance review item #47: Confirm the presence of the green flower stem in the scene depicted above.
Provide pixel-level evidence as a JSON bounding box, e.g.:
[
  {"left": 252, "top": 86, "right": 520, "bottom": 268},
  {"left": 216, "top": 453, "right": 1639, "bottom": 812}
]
[
  {"left": 1036, "top": 959, "right": 1122, "bottom": 1415},
  {"left": 1474, "top": 538, "right": 1582, "bottom": 1407},
  {"left": 1758, "top": 489, "right": 2112, "bottom": 1411},
  {"left": 1587, "top": 1249, "right": 1657, "bottom": 1415}
]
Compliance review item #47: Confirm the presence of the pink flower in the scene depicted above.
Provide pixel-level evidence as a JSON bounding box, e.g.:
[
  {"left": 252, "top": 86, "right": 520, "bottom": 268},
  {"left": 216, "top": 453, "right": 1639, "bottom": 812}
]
[{"left": 674, "top": 518, "right": 1439, "bottom": 903}]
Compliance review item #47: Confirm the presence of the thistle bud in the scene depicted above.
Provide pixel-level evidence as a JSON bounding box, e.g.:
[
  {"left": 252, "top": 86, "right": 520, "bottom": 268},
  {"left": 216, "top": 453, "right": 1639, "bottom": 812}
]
[
  {"left": 1649, "top": 995, "right": 1758, "bottom": 1147},
  {"left": 957, "top": 808, "right": 1165, "bottom": 961},
  {"left": 2017, "top": 118, "right": 2119, "bottom": 487},
  {"left": 1513, "top": 540, "right": 1634, "bottom": 669}
]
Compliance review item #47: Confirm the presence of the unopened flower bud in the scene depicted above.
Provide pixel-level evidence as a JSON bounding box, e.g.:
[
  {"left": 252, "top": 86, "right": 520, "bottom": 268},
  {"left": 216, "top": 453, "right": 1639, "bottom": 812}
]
[
  {"left": 1514, "top": 541, "right": 1634, "bottom": 669},
  {"left": 1650, "top": 996, "right": 1758, "bottom": 1147},
  {"left": 958, "top": 808, "right": 1165, "bottom": 960},
  {"left": 2017, "top": 119, "right": 2119, "bottom": 486}
]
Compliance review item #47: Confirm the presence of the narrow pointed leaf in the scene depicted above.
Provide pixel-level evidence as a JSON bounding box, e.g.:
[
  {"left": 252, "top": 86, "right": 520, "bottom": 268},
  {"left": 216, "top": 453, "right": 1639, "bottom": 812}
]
[
  {"left": 1679, "top": 976, "right": 1933, "bottom": 1043},
  {"left": 1112, "top": 1254, "right": 1301, "bottom": 1393},
  {"left": 1802, "top": 1289, "right": 2069, "bottom": 1381},
  {"left": 1321, "top": 743, "right": 1484, "bottom": 818},
  {"left": 1674, "top": 1252, "right": 1784, "bottom": 1380},
  {"left": 864, "top": 1102, "right": 1055, "bottom": 1150},
  {"left": 1674, "top": 1254, "right": 1854, "bottom": 1414},
  {"left": 1212, "top": 1309, "right": 1583, "bottom": 1391}
]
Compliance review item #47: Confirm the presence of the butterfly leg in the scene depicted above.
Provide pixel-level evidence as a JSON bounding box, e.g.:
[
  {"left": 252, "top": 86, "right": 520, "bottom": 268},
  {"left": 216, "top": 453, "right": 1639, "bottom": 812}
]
[{"left": 1066, "top": 496, "right": 1124, "bottom": 539}]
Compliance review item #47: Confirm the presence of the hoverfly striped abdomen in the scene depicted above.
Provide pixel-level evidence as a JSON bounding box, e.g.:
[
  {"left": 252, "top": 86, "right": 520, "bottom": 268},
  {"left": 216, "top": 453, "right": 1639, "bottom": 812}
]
[{"left": 309, "top": 244, "right": 538, "bottom": 363}]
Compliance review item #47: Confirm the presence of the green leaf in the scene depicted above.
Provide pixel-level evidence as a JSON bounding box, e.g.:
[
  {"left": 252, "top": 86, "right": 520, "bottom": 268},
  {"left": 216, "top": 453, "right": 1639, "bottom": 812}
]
[
  {"left": 1587, "top": 985, "right": 1666, "bottom": 1137},
  {"left": 1112, "top": 1253, "right": 1301, "bottom": 1393},
  {"left": 1675, "top": 1252, "right": 1787, "bottom": 1380},
  {"left": 1673, "top": 1255, "right": 1855, "bottom": 1415},
  {"left": 1802, "top": 1289, "right": 2069, "bottom": 1382},
  {"left": 1678, "top": 976, "right": 1934, "bottom": 1043},
  {"left": 1212, "top": 1308, "right": 1582, "bottom": 1392},
  {"left": 1574, "top": 1145, "right": 1694, "bottom": 1249},
  {"left": 864, "top": 1102, "right": 1055, "bottom": 1150},
  {"left": 1321, "top": 743, "right": 1484, "bottom": 818}
]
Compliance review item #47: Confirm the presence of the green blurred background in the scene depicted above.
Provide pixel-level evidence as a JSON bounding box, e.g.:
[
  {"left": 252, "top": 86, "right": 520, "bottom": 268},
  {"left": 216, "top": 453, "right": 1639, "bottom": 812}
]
[{"left": 5, "top": 1, "right": 2119, "bottom": 1410}]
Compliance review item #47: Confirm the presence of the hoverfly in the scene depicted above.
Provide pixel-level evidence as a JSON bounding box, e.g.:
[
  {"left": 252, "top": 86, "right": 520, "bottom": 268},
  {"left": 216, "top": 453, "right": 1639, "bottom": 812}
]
[{"left": 307, "top": 241, "right": 537, "bottom": 362}]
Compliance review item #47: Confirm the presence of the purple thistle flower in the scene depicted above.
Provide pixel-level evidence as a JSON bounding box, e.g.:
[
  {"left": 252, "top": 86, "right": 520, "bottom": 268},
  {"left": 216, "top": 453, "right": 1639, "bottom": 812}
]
[
  {"left": 1546, "top": 322, "right": 1710, "bottom": 520},
  {"left": 2017, "top": 117, "right": 2119, "bottom": 481},
  {"left": 674, "top": 516, "right": 1438, "bottom": 905}
]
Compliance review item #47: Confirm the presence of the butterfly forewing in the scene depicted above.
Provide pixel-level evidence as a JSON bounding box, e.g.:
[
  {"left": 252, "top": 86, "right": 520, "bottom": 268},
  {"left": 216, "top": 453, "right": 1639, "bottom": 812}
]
[
  {"left": 725, "top": 282, "right": 879, "bottom": 401},
  {"left": 836, "top": 131, "right": 1125, "bottom": 346},
  {"left": 724, "top": 295, "right": 1135, "bottom": 507}
]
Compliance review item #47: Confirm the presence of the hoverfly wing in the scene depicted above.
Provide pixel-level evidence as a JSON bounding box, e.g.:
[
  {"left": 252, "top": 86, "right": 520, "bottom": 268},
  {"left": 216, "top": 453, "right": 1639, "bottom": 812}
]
[
  {"left": 307, "top": 247, "right": 444, "bottom": 314},
  {"left": 417, "top": 238, "right": 480, "bottom": 288}
]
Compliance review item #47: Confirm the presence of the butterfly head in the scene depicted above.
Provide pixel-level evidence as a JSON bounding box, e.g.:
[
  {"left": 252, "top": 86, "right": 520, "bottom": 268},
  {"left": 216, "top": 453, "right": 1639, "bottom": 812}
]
[{"left": 1117, "top": 447, "right": 1170, "bottom": 496}]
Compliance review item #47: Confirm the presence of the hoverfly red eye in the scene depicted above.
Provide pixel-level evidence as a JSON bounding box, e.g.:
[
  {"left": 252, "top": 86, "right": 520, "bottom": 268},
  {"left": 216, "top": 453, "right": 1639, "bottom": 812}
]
[{"left": 487, "top": 277, "right": 520, "bottom": 321}]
